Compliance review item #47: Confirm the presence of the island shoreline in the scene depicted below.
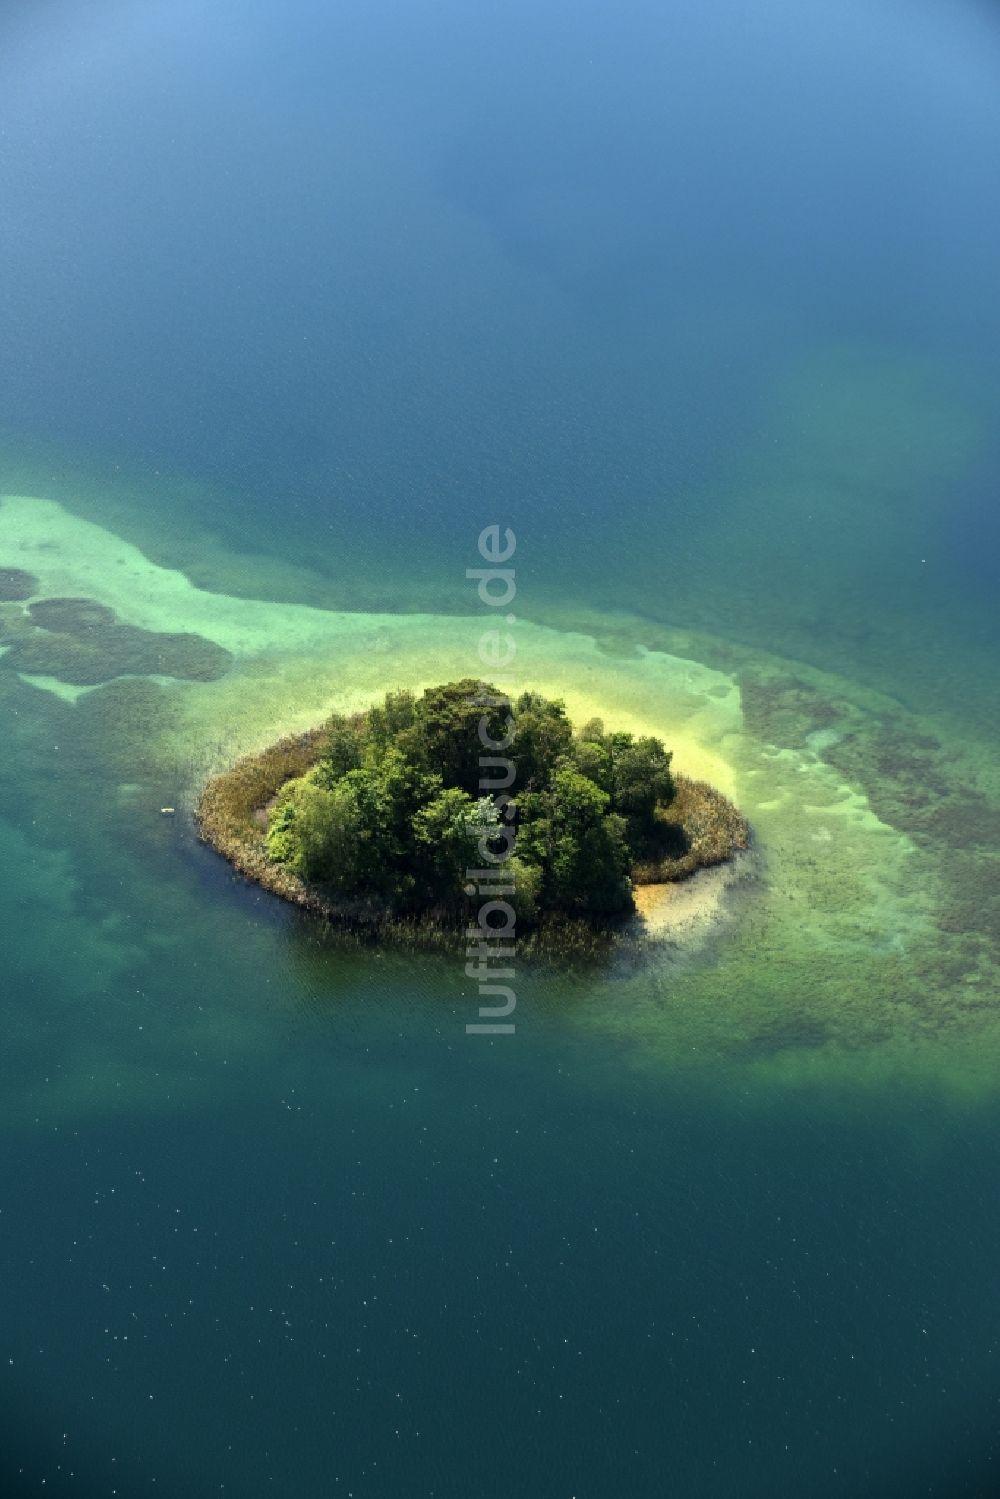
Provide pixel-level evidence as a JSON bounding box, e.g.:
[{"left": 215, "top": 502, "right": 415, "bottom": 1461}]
[{"left": 195, "top": 721, "right": 751, "bottom": 956}]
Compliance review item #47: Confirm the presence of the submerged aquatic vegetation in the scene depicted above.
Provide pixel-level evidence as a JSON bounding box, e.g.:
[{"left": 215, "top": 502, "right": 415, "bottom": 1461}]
[
  {"left": 0, "top": 566, "right": 39, "bottom": 601},
  {"left": 0, "top": 593, "right": 233, "bottom": 684},
  {"left": 29, "top": 596, "right": 118, "bottom": 632}
]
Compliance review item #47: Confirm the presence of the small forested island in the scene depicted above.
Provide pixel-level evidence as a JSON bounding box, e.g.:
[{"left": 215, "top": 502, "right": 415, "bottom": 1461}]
[{"left": 197, "top": 680, "right": 748, "bottom": 953}]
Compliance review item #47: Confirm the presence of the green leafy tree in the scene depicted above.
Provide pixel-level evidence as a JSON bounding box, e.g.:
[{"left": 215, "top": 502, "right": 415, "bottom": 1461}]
[
  {"left": 365, "top": 689, "right": 418, "bottom": 757},
  {"left": 412, "top": 790, "right": 497, "bottom": 902},
  {"left": 415, "top": 679, "right": 511, "bottom": 794},
  {"left": 613, "top": 736, "right": 674, "bottom": 851},
  {"left": 265, "top": 680, "right": 675, "bottom": 926},
  {"left": 511, "top": 691, "right": 573, "bottom": 790},
  {"left": 569, "top": 720, "right": 674, "bottom": 851},
  {"left": 342, "top": 748, "right": 441, "bottom": 899},
  {"left": 507, "top": 856, "right": 543, "bottom": 924},
  {"left": 315, "top": 713, "right": 363, "bottom": 788},
  {"left": 336, "top": 767, "right": 400, "bottom": 894},
  {"left": 265, "top": 777, "right": 307, "bottom": 870},
  {"left": 570, "top": 718, "right": 613, "bottom": 793},
  {"left": 518, "top": 765, "right": 632, "bottom": 914},
  {"left": 267, "top": 770, "right": 362, "bottom": 889}
]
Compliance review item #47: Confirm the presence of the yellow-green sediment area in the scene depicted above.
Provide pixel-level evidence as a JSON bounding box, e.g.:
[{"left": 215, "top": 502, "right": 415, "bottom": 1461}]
[{"left": 2, "top": 492, "right": 997, "bottom": 1098}]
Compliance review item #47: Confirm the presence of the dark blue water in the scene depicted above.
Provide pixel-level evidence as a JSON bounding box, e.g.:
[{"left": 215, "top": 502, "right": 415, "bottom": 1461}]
[
  {"left": 4, "top": 0, "right": 1000, "bottom": 662},
  {"left": 2, "top": 1, "right": 1000, "bottom": 1494},
  {"left": 3, "top": 1047, "right": 1000, "bottom": 1498}
]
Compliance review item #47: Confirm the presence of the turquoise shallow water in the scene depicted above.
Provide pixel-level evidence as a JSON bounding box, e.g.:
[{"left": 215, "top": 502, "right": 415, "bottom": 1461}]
[{"left": 2, "top": 0, "right": 1000, "bottom": 1494}]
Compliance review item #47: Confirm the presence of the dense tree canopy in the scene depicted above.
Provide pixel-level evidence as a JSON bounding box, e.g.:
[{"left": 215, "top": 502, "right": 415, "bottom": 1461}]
[{"left": 266, "top": 681, "right": 675, "bottom": 923}]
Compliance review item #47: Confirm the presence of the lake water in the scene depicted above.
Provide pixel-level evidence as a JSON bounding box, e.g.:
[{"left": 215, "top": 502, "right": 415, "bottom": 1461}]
[{"left": 1, "top": 0, "right": 999, "bottom": 1494}]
